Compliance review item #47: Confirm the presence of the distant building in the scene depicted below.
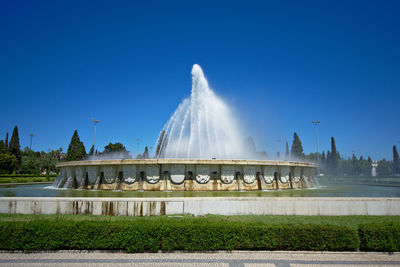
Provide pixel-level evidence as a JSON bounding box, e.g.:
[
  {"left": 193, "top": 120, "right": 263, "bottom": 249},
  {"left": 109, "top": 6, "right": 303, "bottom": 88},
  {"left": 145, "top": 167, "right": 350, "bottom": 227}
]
[{"left": 371, "top": 160, "right": 378, "bottom": 177}]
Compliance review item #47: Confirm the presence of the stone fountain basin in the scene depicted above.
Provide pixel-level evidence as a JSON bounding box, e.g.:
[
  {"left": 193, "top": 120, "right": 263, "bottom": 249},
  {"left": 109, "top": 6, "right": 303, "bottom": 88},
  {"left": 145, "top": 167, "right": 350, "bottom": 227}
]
[{"left": 55, "top": 159, "right": 317, "bottom": 191}]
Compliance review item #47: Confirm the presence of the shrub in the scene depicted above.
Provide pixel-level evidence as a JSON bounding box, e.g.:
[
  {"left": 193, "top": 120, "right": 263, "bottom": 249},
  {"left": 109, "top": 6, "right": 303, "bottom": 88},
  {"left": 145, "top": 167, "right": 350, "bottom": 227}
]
[
  {"left": 359, "top": 222, "right": 400, "bottom": 252},
  {"left": 0, "top": 219, "right": 359, "bottom": 252}
]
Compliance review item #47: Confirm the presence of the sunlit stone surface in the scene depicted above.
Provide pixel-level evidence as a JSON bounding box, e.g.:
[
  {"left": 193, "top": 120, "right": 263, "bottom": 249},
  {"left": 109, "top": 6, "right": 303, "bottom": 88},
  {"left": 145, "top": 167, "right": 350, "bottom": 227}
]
[{"left": 55, "top": 159, "right": 317, "bottom": 191}]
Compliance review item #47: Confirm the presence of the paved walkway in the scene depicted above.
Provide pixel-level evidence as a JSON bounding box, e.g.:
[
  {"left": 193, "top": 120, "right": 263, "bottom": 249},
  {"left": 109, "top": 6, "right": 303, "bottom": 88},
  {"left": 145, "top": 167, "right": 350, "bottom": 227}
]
[{"left": 0, "top": 251, "right": 399, "bottom": 266}]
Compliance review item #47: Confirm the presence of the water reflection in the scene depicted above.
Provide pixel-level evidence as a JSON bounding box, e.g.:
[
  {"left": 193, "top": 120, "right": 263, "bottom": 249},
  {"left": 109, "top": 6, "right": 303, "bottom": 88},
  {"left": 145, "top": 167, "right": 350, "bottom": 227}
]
[{"left": 0, "top": 183, "right": 399, "bottom": 198}]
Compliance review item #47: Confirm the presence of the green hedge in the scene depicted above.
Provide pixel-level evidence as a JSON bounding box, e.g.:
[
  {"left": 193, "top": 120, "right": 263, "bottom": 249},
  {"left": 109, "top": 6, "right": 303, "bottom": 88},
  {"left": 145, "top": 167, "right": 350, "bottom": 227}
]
[
  {"left": 0, "top": 219, "right": 359, "bottom": 252},
  {"left": 359, "top": 222, "right": 400, "bottom": 252}
]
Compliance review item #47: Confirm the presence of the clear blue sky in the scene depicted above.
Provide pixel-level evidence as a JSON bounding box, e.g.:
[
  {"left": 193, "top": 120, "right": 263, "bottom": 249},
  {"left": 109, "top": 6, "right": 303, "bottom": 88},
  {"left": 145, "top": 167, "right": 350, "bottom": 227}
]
[{"left": 1, "top": 0, "right": 399, "bottom": 160}]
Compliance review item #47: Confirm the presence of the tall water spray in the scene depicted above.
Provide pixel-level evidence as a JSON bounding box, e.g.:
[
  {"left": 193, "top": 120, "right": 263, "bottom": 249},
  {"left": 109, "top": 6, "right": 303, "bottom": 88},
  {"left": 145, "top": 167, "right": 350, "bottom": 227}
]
[{"left": 155, "top": 64, "right": 245, "bottom": 159}]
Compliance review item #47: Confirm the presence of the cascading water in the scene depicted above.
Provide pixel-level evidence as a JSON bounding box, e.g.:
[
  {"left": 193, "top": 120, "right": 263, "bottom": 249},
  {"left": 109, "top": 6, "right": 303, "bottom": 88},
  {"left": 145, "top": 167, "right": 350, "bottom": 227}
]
[{"left": 155, "top": 64, "right": 245, "bottom": 159}]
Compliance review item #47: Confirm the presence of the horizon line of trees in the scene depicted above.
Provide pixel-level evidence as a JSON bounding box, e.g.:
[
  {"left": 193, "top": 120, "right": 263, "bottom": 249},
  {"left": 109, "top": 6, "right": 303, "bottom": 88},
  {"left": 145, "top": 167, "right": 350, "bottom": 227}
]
[
  {"left": 285, "top": 132, "right": 400, "bottom": 177},
  {"left": 1, "top": 126, "right": 399, "bottom": 177}
]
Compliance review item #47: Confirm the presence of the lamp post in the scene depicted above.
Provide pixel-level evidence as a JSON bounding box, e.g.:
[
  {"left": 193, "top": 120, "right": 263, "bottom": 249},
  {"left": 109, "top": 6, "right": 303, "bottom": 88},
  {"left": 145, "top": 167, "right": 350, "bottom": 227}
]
[
  {"left": 29, "top": 133, "right": 34, "bottom": 150},
  {"left": 92, "top": 118, "right": 100, "bottom": 156},
  {"left": 312, "top": 120, "right": 320, "bottom": 162}
]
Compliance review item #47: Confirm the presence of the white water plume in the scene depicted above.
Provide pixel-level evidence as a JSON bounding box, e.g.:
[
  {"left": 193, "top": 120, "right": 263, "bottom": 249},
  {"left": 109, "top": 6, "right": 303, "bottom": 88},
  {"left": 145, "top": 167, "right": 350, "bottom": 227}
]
[{"left": 155, "top": 64, "right": 246, "bottom": 159}]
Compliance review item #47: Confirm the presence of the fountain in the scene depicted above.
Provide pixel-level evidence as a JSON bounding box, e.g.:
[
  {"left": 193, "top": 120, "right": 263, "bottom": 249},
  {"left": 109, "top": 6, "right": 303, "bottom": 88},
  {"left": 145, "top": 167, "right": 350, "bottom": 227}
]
[
  {"left": 156, "top": 64, "right": 245, "bottom": 159},
  {"left": 55, "top": 64, "right": 317, "bottom": 191}
]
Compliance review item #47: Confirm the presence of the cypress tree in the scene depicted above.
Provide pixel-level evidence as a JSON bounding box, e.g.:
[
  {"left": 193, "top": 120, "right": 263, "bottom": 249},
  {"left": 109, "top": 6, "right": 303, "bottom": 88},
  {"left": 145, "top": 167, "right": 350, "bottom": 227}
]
[
  {"left": 393, "top": 145, "right": 400, "bottom": 175},
  {"left": 66, "top": 130, "right": 86, "bottom": 161},
  {"left": 9, "top": 126, "right": 22, "bottom": 166},
  {"left": 143, "top": 146, "right": 149, "bottom": 159},
  {"left": 285, "top": 141, "right": 289, "bottom": 157},
  {"left": 4, "top": 132, "right": 8, "bottom": 151},
  {"left": 326, "top": 151, "right": 331, "bottom": 172},
  {"left": 88, "top": 145, "right": 94, "bottom": 156},
  {"left": 330, "top": 137, "right": 338, "bottom": 175},
  {"left": 291, "top": 132, "right": 303, "bottom": 158},
  {"left": 321, "top": 151, "right": 326, "bottom": 163},
  {"left": 0, "top": 140, "right": 5, "bottom": 153}
]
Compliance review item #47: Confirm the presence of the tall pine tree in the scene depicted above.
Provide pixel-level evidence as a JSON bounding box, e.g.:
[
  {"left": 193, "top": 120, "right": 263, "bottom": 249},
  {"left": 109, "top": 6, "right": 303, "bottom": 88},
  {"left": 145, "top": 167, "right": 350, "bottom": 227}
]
[
  {"left": 291, "top": 132, "right": 303, "bottom": 158},
  {"left": 66, "top": 130, "right": 86, "bottom": 161},
  {"left": 9, "top": 126, "right": 22, "bottom": 166},
  {"left": 330, "top": 137, "right": 339, "bottom": 175},
  {"left": 393, "top": 145, "right": 400, "bottom": 175}
]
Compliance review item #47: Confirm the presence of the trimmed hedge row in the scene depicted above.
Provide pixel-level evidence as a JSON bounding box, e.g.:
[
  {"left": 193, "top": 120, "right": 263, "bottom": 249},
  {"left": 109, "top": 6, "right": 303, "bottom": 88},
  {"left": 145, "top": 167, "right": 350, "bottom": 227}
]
[
  {"left": 0, "top": 219, "right": 359, "bottom": 252},
  {"left": 359, "top": 222, "right": 400, "bottom": 252}
]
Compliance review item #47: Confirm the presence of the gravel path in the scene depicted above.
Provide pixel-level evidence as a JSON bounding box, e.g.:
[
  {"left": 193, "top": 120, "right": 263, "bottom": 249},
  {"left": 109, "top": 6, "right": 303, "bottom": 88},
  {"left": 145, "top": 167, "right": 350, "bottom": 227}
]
[{"left": 0, "top": 251, "right": 399, "bottom": 266}]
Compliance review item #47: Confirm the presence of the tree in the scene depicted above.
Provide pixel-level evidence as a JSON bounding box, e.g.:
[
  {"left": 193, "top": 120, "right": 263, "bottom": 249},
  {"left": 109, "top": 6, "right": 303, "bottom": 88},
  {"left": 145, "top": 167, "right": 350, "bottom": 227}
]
[
  {"left": 4, "top": 132, "right": 8, "bottom": 151},
  {"left": 88, "top": 145, "right": 94, "bottom": 156},
  {"left": 330, "top": 137, "right": 339, "bottom": 175},
  {"left": 285, "top": 141, "right": 289, "bottom": 157},
  {"left": 290, "top": 132, "right": 303, "bottom": 158},
  {"left": 0, "top": 140, "right": 5, "bottom": 154},
  {"left": 8, "top": 126, "right": 22, "bottom": 166},
  {"left": 66, "top": 130, "right": 86, "bottom": 161},
  {"left": 0, "top": 153, "right": 17, "bottom": 174},
  {"left": 142, "top": 146, "right": 149, "bottom": 159},
  {"left": 393, "top": 145, "right": 400, "bottom": 175},
  {"left": 103, "top": 142, "right": 127, "bottom": 153},
  {"left": 277, "top": 152, "right": 280, "bottom": 158},
  {"left": 377, "top": 159, "right": 393, "bottom": 176},
  {"left": 321, "top": 151, "right": 326, "bottom": 163}
]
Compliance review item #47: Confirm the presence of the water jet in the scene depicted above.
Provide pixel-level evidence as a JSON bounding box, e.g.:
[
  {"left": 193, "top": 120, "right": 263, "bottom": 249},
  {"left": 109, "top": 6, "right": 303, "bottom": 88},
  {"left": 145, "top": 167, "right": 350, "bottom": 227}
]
[{"left": 54, "top": 64, "right": 317, "bottom": 191}]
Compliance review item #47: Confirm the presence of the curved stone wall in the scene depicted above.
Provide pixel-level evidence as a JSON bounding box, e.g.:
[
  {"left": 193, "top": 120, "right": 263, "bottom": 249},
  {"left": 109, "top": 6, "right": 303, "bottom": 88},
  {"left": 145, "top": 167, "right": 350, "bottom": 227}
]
[{"left": 55, "top": 159, "right": 317, "bottom": 191}]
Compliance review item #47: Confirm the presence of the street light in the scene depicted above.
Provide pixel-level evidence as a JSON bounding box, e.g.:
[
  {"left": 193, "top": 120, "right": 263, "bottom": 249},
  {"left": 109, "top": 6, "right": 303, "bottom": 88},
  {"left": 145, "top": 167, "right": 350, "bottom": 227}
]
[
  {"left": 312, "top": 120, "right": 320, "bottom": 162},
  {"left": 92, "top": 118, "right": 100, "bottom": 156},
  {"left": 29, "top": 133, "right": 34, "bottom": 150}
]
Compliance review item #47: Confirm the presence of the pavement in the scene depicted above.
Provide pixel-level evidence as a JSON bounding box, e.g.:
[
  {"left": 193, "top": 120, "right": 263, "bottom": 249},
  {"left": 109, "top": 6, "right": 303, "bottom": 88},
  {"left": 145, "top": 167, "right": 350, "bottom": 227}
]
[{"left": 0, "top": 251, "right": 399, "bottom": 267}]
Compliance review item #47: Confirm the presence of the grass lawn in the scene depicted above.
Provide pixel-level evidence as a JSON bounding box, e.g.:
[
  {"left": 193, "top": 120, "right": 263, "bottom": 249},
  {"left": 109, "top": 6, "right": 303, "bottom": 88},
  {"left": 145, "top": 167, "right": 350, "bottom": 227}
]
[{"left": 0, "top": 213, "right": 399, "bottom": 228}]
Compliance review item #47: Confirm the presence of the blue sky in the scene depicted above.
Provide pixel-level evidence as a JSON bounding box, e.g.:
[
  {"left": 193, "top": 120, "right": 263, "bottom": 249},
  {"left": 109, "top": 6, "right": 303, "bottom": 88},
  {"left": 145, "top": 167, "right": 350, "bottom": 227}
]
[{"left": 0, "top": 0, "right": 399, "bottom": 160}]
